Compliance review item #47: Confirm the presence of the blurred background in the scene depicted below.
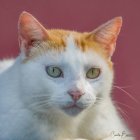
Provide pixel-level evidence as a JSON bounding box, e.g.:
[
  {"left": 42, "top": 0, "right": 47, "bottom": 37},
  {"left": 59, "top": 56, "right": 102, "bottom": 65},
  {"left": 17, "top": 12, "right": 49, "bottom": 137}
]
[{"left": 0, "top": 0, "right": 139, "bottom": 139}]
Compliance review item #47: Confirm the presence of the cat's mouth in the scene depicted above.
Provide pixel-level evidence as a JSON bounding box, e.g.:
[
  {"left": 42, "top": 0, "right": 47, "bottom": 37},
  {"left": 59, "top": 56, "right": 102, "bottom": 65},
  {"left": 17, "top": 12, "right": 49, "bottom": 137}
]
[
  {"left": 61, "top": 102, "right": 86, "bottom": 116},
  {"left": 63, "top": 103, "right": 82, "bottom": 109}
]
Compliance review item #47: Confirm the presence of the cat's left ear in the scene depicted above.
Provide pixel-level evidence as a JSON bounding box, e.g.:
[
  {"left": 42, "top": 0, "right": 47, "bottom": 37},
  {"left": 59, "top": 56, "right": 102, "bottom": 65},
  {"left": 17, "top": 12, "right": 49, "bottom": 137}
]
[
  {"left": 18, "top": 11, "right": 48, "bottom": 56},
  {"left": 88, "top": 17, "right": 122, "bottom": 58}
]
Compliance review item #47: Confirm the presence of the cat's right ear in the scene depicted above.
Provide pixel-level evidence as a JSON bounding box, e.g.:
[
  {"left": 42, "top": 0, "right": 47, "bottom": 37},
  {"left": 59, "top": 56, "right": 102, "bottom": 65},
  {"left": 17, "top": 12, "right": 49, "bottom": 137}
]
[{"left": 18, "top": 11, "right": 48, "bottom": 56}]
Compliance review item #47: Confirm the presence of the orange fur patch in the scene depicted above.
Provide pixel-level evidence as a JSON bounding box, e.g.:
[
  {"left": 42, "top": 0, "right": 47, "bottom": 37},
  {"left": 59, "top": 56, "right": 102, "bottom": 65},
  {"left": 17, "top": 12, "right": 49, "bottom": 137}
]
[{"left": 23, "top": 29, "right": 112, "bottom": 68}]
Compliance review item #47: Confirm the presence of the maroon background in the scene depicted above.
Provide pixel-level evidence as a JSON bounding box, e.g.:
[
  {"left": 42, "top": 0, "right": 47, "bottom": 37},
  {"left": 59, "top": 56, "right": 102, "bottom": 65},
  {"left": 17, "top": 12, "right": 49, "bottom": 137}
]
[{"left": 0, "top": 0, "right": 139, "bottom": 139}]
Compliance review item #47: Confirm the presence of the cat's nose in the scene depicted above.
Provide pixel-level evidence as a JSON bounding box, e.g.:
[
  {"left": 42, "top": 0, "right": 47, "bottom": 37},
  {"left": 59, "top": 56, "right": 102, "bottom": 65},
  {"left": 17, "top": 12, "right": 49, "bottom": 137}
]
[{"left": 68, "top": 90, "right": 84, "bottom": 101}]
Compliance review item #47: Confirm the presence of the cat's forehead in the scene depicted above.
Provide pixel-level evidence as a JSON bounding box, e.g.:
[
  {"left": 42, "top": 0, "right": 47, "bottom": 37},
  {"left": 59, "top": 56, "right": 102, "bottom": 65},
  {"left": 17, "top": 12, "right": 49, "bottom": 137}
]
[
  {"left": 28, "top": 34, "right": 112, "bottom": 70},
  {"left": 47, "top": 29, "right": 103, "bottom": 53},
  {"left": 23, "top": 30, "right": 113, "bottom": 69},
  {"left": 24, "top": 30, "right": 108, "bottom": 63},
  {"left": 61, "top": 35, "right": 106, "bottom": 68}
]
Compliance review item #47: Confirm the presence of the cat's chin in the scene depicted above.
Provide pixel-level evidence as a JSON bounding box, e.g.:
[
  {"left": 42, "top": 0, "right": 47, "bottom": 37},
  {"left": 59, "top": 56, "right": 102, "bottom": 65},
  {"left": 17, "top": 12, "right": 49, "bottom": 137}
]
[{"left": 61, "top": 105, "right": 85, "bottom": 116}]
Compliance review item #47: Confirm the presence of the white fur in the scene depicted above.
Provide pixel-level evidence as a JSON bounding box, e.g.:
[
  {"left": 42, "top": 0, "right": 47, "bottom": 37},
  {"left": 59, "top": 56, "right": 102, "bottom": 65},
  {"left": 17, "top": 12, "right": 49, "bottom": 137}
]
[
  {"left": 0, "top": 59, "right": 14, "bottom": 74},
  {"left": 0, "top": 36, "right": 135, "bottom": 140}
]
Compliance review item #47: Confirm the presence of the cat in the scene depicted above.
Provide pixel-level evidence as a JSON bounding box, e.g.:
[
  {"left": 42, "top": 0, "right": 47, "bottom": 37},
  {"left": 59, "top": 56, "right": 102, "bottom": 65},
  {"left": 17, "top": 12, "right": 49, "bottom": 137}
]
[{"left": 0, "top": 11, "right": 135, "bottom": 140}]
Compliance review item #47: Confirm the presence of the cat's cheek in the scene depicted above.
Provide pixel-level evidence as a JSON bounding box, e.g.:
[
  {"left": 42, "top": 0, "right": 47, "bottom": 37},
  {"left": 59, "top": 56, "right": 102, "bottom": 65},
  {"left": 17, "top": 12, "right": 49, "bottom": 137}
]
[
  {"left": 89, "top": 66, "right": 113, "bottom": 97},
  {"left": 88, "top": 80, "right": 101, "bottom": 96}
]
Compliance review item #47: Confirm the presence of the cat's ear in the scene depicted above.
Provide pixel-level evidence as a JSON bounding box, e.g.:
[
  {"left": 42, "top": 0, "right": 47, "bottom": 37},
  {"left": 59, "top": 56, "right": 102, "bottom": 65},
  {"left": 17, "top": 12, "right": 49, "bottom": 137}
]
[
  {"left": 18, "top": 11, "right": 48, "bottom": 55},
  {"left": 89, "top": 17, "right": 122, "bottom": 57}
]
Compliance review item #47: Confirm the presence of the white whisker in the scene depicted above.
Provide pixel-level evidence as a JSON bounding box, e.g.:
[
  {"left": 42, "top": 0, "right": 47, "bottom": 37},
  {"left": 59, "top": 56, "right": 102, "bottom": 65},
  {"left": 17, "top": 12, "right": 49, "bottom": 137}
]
[
  {"left": 116, "top": 106, "right": 130, "bottom": 122},
  {"left": 113, "top": 100, "right": 135, "bottom": 110},
  {"left": 113, "top": 85, "right": 139, "bottom": 104}
]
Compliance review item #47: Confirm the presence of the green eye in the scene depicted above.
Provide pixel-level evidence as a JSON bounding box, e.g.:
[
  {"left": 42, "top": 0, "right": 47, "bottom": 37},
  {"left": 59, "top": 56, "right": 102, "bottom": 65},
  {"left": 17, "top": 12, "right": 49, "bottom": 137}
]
[
  {"left": 46, "top": 66, "right": 63, "bottom": 78},
  {"left": 86, "top": 68, "right": 100, "bottom": 79}
]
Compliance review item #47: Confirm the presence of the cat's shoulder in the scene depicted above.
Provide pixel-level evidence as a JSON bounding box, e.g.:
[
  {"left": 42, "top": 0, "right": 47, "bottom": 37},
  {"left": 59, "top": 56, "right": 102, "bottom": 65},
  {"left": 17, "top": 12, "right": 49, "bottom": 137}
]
[{"left": 0, "top": 59, "right": 15, "bottom": 74}]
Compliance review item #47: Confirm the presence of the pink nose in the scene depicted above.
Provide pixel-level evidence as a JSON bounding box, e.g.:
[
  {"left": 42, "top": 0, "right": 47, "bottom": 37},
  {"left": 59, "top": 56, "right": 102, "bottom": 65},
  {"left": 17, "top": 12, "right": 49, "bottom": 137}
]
[{"left": 68, "top": 90, "right": 84, "bottom": 101}]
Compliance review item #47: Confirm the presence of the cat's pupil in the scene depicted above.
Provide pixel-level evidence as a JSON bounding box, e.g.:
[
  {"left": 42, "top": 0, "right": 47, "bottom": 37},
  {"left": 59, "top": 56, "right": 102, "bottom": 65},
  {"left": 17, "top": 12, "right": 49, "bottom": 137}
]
[
  {"left": 53, "top": 68, "right": 55, "bottom": 73},
  {"left": 92, "top": 70, "right": 94, "bottom": 74}
]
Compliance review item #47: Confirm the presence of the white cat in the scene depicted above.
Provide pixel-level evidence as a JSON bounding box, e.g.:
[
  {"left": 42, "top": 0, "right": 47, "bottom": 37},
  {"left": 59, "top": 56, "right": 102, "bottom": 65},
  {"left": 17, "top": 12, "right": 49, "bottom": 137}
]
[{"left": 0, "top": 12, "right": 135, "bottom": 140}]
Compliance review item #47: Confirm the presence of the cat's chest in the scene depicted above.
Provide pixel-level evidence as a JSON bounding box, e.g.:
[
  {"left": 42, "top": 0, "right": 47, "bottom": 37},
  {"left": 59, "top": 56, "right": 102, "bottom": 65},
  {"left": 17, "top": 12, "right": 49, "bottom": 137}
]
[{"left": 36, "top": 118, "right": 81, "bottom": 140}]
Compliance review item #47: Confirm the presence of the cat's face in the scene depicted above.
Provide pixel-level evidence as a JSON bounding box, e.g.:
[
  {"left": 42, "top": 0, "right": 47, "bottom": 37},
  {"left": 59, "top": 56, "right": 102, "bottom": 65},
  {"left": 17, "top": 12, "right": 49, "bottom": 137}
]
[{"left": 18, "top": 12, "right": 122, "bottom": 116}]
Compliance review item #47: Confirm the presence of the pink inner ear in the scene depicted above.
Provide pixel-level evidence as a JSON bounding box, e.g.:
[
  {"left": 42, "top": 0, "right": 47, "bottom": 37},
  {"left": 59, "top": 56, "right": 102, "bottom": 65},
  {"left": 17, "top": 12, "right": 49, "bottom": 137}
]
[
  {"left": 105, "top": 43, "right": 116, "bottom": 57},
  {"left": 93, "top": 17, "right": 122, "bottom": 57},
  {"left": 18, "top": 12, "right": 48, "bottom": 46}
]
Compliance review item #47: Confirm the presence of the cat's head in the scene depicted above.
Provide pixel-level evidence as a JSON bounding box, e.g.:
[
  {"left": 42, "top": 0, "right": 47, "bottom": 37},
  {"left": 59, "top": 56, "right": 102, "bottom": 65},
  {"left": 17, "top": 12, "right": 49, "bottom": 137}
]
[{"left": 18, "top": 12, "right": 122, "bottom": 116}]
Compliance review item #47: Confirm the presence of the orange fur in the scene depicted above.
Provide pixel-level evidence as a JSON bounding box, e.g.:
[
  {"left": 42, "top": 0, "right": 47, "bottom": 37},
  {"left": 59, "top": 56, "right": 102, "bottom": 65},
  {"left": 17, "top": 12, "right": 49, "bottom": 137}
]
[
  {"left": 23, "top": 29, "right": 113, "bottom": 68},
  {"left": 20, "top": 12, "right": 122, "bottom": 69},
  {"left": 23, "top": 30, "right": 104, "bottom": 60}
]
